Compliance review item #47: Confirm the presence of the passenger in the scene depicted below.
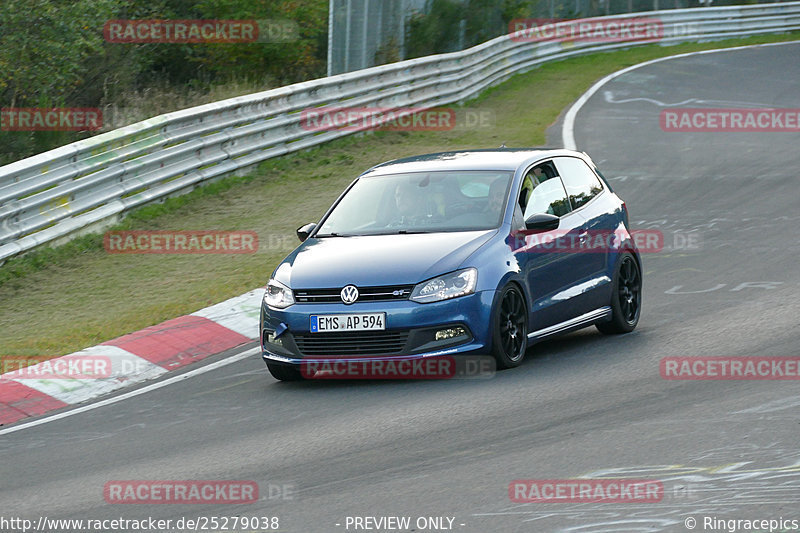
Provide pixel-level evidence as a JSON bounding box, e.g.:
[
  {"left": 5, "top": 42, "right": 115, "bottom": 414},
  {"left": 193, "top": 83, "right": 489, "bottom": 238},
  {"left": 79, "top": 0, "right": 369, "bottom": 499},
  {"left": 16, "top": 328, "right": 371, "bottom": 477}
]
[{"left": 531, "top": 165, "right": 546, "bottom": 184}]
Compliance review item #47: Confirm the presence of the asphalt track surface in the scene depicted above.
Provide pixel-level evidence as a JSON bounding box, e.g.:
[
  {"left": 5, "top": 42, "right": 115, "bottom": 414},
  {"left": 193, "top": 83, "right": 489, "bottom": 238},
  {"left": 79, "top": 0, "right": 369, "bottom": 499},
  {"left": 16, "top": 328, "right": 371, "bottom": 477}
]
[{"left": 1, "top": 43, "right": 799, "bottom": 533}]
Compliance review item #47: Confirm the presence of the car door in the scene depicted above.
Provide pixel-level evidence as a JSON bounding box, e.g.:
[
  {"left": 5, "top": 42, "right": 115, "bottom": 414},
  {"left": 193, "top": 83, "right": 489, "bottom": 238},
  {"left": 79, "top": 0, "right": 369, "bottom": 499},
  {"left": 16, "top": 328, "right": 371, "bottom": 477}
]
[
  {"left": 552, "top": 156, "right": 613, "bottom": 313},
  {"left": 512, "top": 161, "right": 586, "bottom": 331}
]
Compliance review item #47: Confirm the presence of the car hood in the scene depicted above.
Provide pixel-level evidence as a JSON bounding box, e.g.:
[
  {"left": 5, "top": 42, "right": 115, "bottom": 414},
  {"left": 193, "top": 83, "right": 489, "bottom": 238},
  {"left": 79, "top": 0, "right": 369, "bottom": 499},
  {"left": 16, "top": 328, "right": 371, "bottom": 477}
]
[{"left": 275, "top": 230, "right": 496, "bottom": 288}]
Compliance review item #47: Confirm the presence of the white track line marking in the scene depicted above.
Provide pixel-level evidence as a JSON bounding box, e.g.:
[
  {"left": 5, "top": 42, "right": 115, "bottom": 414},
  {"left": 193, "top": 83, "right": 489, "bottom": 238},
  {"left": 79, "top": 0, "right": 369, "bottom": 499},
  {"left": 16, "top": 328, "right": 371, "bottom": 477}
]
[{"left": 562, "top": 41, "right": 800, "bottom": 150}]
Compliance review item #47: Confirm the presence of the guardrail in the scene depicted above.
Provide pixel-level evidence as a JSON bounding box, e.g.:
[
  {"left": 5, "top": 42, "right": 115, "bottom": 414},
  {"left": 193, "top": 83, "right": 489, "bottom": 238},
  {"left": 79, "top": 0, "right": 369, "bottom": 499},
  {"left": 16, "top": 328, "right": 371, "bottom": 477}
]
[{"left": 2, "top": 2, "right": 799, "bottom": 263}]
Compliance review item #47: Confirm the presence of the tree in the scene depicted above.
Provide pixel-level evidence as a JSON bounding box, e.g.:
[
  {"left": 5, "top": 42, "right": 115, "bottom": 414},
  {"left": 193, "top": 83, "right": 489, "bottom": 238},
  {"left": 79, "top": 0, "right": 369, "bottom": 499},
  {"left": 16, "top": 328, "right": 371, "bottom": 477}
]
[{"left": 0, "top": 0, "right": 114, "bottom": 107}]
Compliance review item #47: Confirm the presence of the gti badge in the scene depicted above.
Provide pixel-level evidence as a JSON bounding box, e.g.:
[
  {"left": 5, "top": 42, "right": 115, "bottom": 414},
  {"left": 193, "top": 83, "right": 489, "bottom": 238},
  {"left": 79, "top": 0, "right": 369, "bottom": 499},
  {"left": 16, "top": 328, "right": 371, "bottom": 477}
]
[{"left": 340, "top": 285, "right": 359, "bottom": 304}]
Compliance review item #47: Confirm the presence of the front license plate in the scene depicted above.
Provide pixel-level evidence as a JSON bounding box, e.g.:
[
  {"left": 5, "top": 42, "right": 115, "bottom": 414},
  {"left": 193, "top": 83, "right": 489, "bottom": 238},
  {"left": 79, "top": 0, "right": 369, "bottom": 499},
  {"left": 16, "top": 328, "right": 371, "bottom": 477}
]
[{"left": 310, "top": 313, "right": 386, "bottom": 333}]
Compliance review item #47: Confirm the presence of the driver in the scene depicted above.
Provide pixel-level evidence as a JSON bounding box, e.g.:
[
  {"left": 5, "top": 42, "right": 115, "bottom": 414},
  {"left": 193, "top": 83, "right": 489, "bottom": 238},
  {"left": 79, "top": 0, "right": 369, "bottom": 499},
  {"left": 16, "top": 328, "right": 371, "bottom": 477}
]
[
  {"left": 486, "top": 178, "right": 506, "bottom": 215},
  {"left": 389, "top": 182, "right": 426, "bottom": 226}
]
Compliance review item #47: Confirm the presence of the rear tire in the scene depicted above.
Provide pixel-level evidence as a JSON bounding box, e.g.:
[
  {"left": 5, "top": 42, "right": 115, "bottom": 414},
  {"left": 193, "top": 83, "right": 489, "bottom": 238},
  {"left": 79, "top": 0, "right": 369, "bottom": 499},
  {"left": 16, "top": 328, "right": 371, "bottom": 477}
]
[
  {"left": 491, "top": 284, "right": 528, "bottom": 369},
  {"left": 267, "top": 362, "right": 305, "bottom": 381},
  {"left": 597, "top": 252, "right": 641, "bottom": 334}
]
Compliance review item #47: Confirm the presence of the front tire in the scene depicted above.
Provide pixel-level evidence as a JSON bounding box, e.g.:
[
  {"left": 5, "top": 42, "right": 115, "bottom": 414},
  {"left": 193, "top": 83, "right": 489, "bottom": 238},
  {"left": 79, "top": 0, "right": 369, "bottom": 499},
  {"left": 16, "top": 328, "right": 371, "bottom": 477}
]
[
  {"left": 597, "top": 252, "right": 641, "bottom": 334},
  {"left": 491, "top": 284, "right": 528, "bottom": 369},
  {"left": 266, "top": 362, "right": 305, "bottom": 381}
]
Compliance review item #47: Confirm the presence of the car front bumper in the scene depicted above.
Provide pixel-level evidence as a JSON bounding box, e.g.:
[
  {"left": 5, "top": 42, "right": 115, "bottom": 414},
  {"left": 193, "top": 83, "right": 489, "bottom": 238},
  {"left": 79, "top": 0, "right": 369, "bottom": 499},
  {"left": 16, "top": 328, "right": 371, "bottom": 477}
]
[{"left": 260, "top": 290, "right": 495, "bottom": 364}]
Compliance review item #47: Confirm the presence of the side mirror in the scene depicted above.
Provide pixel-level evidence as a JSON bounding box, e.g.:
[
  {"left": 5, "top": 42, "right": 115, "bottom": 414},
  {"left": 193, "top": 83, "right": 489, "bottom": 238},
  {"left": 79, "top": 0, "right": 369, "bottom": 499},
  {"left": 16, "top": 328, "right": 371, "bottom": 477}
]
[
  {"left": 296, "top": 223, "right": 317, "bottom": 242},
  {"left": 524, "top": 213, "right": 560, "bottom": 231}
]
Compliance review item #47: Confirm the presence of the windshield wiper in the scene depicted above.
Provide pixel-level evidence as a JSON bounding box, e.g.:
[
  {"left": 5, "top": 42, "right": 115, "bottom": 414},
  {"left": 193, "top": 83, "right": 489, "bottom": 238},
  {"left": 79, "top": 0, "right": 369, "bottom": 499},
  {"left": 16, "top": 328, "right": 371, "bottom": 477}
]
[
  {"left": 315, "top": 232, "right": 357, "bottom": 237},
  {"left": 317, "top": 230, "right": 433, "bottom": 237}
]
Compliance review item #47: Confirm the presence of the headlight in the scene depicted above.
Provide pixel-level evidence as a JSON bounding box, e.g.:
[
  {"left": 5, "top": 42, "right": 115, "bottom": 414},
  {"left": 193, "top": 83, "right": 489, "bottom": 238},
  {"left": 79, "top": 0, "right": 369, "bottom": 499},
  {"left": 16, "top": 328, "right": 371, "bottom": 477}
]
[
  {"left": 264, "top": 279, "right": 295, "bottom": 309},
  {"left": 410, "top": 268, "right": 477, "bottom": 304}
]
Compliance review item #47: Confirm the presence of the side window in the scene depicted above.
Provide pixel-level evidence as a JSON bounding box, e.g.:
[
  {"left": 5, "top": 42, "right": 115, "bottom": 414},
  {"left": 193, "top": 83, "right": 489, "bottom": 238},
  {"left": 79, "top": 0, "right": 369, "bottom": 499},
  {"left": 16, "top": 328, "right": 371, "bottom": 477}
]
[
  {"left": 518, "top": 161, "right": 558, "bottom": 212},
  {"left": 521, "top": 161, "right": 571, "bottom": 218},
  {"left": 524, "top": 178, "right": 571, "bottom": 218},
  {"left": 554, "top": 157, "right": 604, "bottom": 210}
]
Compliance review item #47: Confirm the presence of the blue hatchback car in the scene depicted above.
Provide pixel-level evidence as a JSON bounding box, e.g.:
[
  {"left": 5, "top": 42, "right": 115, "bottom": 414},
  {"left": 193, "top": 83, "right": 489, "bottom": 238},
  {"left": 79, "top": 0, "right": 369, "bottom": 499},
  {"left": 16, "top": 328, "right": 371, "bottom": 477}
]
[{"left": 260, "top": 149, "right": 642, "bottom": 381}]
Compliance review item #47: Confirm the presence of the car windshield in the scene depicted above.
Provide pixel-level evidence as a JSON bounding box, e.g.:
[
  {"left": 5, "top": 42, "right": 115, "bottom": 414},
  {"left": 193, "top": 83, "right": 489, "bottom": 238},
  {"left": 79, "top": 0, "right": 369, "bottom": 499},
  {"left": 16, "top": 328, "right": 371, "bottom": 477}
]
[{"left": 316, "top": 171, "right": 514, "bottom": 236}]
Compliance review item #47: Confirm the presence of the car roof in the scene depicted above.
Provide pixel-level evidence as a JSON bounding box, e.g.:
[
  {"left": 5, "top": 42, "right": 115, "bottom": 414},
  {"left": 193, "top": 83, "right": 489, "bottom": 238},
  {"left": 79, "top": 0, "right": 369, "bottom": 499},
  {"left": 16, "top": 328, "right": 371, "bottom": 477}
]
[{"left": 361, "top": 148, "right": 585, "bottom": 176}]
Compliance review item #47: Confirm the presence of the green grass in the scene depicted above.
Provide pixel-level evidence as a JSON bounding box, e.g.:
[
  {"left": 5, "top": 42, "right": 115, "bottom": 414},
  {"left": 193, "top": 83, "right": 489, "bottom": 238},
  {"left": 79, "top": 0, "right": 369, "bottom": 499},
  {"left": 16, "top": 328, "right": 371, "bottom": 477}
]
[{"left": 1, "top": 32, "right": 798, "bottom": 357}]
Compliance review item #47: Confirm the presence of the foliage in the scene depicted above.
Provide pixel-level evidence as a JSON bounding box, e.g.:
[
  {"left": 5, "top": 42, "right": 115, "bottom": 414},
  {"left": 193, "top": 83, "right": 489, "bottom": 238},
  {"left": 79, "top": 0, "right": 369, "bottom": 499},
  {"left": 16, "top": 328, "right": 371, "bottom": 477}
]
[
  {"left": 405, "top": 0, "right": 536, "bottom": 58},
  {"left": 0, "top": 0, "right": 115, "bottom": 107},
  {"left": 0, "top": 0, "right": 328, "bottom": 165}
]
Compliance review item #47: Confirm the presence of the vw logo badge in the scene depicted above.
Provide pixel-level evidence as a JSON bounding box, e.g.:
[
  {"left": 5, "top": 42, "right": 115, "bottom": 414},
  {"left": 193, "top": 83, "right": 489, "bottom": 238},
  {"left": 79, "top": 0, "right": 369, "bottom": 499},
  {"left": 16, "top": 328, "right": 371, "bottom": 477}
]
[{"left": 340, "top": 285, "right": 359, "bottom": 304}]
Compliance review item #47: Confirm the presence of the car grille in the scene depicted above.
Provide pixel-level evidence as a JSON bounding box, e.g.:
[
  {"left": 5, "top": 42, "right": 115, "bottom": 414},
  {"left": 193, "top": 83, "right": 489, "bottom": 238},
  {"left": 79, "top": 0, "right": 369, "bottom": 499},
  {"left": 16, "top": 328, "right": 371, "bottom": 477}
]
[
  {"left": 294, "top": 285, "right": 413, "bottom": 304},
  {"left": 293, "top": 330, "right": 409, "bottom": 357}
]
